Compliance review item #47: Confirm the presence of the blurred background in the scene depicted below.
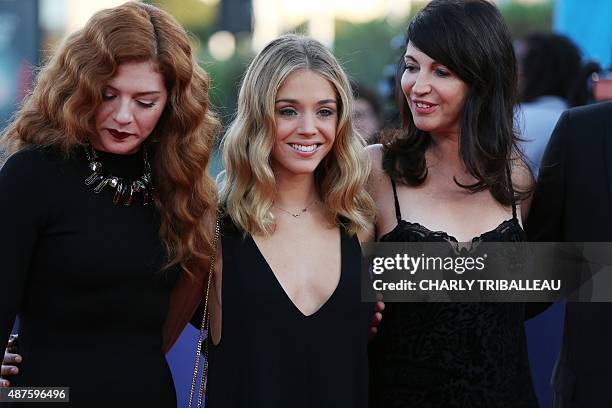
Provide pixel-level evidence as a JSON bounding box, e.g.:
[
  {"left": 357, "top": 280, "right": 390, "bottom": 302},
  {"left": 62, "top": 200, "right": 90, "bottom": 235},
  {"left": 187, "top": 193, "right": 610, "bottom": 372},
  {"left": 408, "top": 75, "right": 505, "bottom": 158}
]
[
  {"left": 1, "top": 0, "right": 611, "bottom": 406},
  {"left": 3, "top": 0, "right": 611, "bottom": 142}
]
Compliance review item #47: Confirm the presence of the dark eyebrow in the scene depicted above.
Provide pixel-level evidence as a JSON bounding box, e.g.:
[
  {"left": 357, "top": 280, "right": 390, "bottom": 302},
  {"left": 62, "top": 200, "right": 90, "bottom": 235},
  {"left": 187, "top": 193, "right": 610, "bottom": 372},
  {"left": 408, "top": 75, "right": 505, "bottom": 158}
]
[
  {"left": 105, "top": 85, "right": 161, "bottom": 97},
  {"left": 133, "top": 91, "right": 161, "bottom": 97},
  {"left": 275, "top": 98, "right": 298, "bottom": 104},
  {"left": 405, "top": 55, "right": 448, "bottom": 70},
  {"left": 275, "top": 98, "right": 337, "bottom": 105}
]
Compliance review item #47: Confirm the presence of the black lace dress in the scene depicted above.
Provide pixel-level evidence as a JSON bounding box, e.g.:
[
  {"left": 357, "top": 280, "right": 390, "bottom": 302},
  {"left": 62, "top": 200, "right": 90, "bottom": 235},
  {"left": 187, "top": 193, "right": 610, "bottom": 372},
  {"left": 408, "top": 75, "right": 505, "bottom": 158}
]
[{"left": 368, "top": 179, "right": 537, "bottom": 408}]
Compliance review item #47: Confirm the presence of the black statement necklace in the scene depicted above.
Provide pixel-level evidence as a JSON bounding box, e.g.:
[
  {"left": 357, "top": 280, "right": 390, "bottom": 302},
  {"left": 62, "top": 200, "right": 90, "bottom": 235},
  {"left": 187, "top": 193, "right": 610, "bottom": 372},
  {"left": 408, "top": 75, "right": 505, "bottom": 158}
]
[{"left": 83, "top": 144, "right": 154, "bottom": 206}]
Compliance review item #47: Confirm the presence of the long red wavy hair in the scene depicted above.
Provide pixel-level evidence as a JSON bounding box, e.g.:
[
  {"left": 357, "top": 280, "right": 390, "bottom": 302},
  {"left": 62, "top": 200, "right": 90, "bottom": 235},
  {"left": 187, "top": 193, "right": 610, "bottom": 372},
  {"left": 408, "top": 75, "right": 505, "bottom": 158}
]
[{"left": 2, "top": 2, "right": 218, "bottom": 276}]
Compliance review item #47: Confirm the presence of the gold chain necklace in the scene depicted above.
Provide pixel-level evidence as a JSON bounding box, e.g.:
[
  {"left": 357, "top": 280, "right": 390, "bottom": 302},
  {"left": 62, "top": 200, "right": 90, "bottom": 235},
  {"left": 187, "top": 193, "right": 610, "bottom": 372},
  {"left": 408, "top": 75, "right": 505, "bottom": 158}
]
[{"left": 273, "top": 199, "right": 318, "bottom": 218}]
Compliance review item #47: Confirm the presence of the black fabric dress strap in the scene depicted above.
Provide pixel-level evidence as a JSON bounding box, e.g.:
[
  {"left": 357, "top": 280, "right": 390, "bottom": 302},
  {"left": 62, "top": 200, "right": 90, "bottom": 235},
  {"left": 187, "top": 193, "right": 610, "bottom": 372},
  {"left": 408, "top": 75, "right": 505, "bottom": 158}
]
[
  {"left": 389, "top": 177, "right": 402, "bottom": 223},
  {"left": 390, "top": 168, "right": 518, "bottom": 221}
]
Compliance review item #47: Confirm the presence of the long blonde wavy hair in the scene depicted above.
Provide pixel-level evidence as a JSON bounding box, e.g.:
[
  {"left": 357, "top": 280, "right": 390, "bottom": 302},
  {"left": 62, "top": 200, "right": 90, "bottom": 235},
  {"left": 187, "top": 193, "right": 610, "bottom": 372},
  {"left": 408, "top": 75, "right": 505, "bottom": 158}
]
[
  {"left": 1, "top": 2, "right": 218, "bottom": 275},
  {"left": 220, "top": 34, "right": 375, "bottom": 236}
]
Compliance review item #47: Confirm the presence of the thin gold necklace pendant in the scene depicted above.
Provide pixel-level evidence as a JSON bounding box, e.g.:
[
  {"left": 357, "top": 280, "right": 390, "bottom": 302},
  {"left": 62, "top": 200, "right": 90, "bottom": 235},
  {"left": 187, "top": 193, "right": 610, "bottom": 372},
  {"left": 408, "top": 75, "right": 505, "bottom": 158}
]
[{"left": 273, "top": 199, "right": 317, "bottom": 218}]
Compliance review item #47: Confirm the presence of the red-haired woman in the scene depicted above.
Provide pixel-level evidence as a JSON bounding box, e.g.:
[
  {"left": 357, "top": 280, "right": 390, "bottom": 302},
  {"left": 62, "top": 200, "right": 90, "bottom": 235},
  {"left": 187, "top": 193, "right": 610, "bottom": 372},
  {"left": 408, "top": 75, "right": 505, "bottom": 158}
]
[{"left": 0, "top": 3, "right": 216, "bottom": 406}]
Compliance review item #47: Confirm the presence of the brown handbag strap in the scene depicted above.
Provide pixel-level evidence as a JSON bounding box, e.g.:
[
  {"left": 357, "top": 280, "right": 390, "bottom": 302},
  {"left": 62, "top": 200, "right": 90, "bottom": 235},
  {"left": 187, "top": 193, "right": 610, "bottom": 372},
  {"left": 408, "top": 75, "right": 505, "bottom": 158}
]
[{"left": 188, "top": 216, "right": 220, "bottom": 408}]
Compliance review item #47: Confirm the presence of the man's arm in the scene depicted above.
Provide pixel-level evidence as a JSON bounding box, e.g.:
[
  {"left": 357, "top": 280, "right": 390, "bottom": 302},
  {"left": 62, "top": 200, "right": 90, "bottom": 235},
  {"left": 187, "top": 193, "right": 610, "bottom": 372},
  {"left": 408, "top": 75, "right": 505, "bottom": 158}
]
[
  {"left": 525, "top": 110, "right": 571, "bottom": 241},
  {"left": 524, "top": 110, "right": 571, "bottom": 319}
]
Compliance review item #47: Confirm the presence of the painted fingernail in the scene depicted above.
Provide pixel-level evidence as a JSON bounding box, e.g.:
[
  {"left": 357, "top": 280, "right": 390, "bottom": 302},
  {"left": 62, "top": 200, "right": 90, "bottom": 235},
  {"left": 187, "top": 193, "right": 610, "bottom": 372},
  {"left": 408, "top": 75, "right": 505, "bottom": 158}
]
[{"left": 11, "top": 367, "right": 18, "bottom": 374}]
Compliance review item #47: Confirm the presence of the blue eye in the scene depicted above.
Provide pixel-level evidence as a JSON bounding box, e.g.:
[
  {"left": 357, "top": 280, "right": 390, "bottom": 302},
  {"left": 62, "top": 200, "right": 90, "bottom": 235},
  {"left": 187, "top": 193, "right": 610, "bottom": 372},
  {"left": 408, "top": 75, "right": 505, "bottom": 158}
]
[
  {"left": 318, "top": 108, "right": 334, "bottom": 117},
  {"left": 278, "top": 108, "right": 297, "bottom": 116}
]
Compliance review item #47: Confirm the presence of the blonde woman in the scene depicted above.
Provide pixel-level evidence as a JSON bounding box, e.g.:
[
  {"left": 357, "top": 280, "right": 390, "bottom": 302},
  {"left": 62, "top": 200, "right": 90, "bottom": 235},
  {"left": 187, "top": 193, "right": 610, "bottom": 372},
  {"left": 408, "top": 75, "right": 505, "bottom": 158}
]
[
  {"left": 202, "top": 34, "right": 376, "bottom": 407},
  {"left": 0, "top": 3, "right": 216, "bottom": 406}
]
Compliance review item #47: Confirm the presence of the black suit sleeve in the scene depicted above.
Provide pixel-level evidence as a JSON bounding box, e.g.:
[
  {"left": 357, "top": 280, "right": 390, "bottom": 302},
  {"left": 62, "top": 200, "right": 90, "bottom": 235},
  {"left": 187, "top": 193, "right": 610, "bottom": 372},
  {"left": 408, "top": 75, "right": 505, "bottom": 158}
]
[
  {"left": 525, "top": 110, "right": 570, "bottom": 242},
  {"left": 0, "top": 151, "right": 48, "bottom": 355},
  {"left": 524, "top": 110, "right": 571, "bottom": 319}
]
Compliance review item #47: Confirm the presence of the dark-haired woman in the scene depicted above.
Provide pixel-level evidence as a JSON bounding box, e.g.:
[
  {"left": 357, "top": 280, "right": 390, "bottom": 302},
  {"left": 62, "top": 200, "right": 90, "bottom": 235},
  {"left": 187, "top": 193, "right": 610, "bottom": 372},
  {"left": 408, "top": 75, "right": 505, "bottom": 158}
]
[{"left": 366, "top": 0, "right": 537, "bottom": 406}]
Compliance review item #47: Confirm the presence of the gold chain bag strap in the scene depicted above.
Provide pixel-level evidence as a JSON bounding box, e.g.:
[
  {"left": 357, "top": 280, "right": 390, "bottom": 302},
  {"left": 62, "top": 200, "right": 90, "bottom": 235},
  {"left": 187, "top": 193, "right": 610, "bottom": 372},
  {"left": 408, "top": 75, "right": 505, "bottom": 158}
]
[{"left": 188, "top": 217, "right": 220, "bottom": 408}]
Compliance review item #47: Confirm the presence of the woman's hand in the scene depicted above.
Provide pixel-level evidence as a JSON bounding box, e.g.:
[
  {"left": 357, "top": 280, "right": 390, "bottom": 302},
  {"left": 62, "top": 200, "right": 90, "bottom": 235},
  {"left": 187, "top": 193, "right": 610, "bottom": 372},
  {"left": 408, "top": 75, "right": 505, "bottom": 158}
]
[
  {"left": 369, "top": 301, "right": 385, "bottom": 340},
  {"left": 1, "top": 335, "right": 22, "bottom": 387}
]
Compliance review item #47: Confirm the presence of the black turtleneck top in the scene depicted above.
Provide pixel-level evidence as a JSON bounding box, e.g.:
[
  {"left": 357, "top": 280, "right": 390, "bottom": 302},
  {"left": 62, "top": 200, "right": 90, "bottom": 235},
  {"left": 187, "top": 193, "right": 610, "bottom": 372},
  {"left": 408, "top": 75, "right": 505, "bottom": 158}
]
[{"left": 0, "top": 147, "right": 178, "bottom": 407}]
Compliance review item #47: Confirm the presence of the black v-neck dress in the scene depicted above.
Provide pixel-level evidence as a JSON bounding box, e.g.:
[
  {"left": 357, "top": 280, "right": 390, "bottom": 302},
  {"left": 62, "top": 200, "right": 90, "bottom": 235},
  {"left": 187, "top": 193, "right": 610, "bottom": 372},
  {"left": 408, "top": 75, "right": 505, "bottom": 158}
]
[
  {"left": 368, "top": 178, "right": 537, "bottom": 408},
  {"left": 204, "top": 216, "right": 370, "bottom": 408}
]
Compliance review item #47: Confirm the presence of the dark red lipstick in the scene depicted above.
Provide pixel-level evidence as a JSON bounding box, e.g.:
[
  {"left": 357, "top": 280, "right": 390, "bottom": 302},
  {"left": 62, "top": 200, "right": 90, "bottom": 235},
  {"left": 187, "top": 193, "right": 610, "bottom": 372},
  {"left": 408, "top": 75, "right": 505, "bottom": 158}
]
[{"left": 108, "top": 129, "right": 133, "bottom": 140}]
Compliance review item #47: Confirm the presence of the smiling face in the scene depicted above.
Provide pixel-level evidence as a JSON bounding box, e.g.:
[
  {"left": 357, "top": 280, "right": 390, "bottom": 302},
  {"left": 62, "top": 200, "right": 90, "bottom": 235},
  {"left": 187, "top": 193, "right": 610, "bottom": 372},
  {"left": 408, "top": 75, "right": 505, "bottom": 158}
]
[
  {"left": 271, "top": 69, "right": 338, "bottom": 178},
  {"left": 92, "top": 60, "right": 168, "bottom": 154},
  {"left": 401, "top": 41, "right": 469, "bottom": 137}
]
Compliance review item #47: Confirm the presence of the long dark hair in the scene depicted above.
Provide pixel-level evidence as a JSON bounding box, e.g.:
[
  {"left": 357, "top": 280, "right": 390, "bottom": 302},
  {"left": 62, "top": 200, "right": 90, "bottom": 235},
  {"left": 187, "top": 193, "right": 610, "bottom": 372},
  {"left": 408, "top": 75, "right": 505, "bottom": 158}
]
[
  {"left": 519, "top": 32, "right": 598, "bottom": 108},
  {"left": 382, "top": 0, "right": 527, "bottom": 205}
]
